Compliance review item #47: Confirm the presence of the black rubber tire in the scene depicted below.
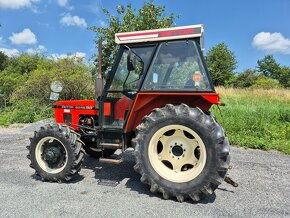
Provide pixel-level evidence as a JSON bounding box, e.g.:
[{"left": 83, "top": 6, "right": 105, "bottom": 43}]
[
  {"left": 27, "top": 124, "right": 85, "bottom": 182},
  {"left": 132, "top": 104, "right": 230, "bottom": 202}
]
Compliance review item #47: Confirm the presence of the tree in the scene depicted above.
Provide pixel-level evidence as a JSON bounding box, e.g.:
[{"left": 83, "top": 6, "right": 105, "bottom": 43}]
[
  {"left": 0, "top": 51, "right": 9, "bottom": 71},
  {"left": 205, "top": 43, "right": 237, "bottom": 86},
  {"left": 0, "top": 54, "right": 43, "bottom": 97},
  {"left": 257, "top": 55, "right": 280, "bottom": 78},
  {"left": 12, "top": 57, "right": 94, "bottom": 105},
  {"left": 257, "top": 55, "right": 290, "bottom": 88},
  {"left": 90, "top": 1, "right": 175, "bottom": 74},
  {"left": 278, "top": 66, "right": 290, "bottom": 88},
  {"left": 8, "top": 53, "right": 42, "bottom": 75},
  {"left": 233, "top": 69, "right": 258, "bottom": 88}
]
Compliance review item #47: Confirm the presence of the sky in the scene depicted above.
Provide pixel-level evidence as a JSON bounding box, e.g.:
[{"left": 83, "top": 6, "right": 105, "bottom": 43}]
[{"left": 0, "top": 0, "right": 290, "bottom": 72}]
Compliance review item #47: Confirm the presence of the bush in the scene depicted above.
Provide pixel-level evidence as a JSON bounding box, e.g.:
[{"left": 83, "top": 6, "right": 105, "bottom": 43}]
[
  {"left": 252, "top": 76, "right": 281, "bottom": 89},
  {"left": 233, "top": 69, "right": 258, "bottom": 88},
  {"left": 0, "top": 98, "right": 53, "bottom": 126}
]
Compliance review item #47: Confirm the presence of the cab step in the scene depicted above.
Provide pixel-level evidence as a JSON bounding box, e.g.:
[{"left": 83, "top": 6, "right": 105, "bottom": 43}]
[
  {"left": 100, "top": 143, "right": 122, "bottom": 150},
  {"left": 99, "top": 158, "right": 123, "bottom": 164}
]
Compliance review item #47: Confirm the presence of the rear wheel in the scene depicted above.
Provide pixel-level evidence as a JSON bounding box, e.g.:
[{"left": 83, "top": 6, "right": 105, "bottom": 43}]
[
  {"left": 27, "top": 124, "right": 84, "bottom": 182},
  {"left": 133, "top": 104, "right": 230, "bottom": 202}
]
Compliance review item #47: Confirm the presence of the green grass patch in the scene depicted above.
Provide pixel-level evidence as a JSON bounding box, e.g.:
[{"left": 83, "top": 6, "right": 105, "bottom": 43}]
[{"left": 211, "top": 87, "right": 290, "bottom": 154}]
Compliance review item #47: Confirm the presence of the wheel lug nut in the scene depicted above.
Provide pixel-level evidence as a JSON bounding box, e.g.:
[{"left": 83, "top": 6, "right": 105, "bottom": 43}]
[{"left": 158, "top": 156, "right": 161, "bottom": 160}]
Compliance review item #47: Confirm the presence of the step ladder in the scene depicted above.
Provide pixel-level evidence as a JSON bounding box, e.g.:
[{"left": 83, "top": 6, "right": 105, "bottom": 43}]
[{"left": 99, "top": 142, "right": 123, "bottom": 164}]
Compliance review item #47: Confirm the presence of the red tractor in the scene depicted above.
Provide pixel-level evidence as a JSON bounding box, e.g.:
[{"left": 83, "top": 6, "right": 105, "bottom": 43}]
[{"left": 27, "top": 25, "right": 230, "bottom": 202}]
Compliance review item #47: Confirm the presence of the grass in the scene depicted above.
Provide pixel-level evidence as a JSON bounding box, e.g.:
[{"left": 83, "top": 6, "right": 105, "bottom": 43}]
[{"left": 211, "top": 87, "right": 290, "bottom": 154}]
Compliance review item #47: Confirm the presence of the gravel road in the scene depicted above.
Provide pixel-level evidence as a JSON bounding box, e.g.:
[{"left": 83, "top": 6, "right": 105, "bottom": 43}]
[{"left": 0, "top": 122, "right": 289, "bottom": 218}]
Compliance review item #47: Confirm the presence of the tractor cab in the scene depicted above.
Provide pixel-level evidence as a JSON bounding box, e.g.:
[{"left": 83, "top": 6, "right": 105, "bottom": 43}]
[{"left": 98, "top": 25, "right": 217, "bottom": 133}]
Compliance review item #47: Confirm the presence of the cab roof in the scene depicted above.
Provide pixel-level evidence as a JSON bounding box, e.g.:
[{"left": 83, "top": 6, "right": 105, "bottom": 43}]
[{"left": 115, "top": 24, "right": 204, "bottom": 46}]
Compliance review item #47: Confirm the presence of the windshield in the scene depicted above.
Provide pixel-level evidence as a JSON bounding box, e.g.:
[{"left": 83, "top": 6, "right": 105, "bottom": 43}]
[{"left": 109, "top": 47, "right": 152, "bottom": 92}]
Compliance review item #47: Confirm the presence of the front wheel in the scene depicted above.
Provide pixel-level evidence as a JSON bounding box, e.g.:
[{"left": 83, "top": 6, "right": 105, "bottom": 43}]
[
  {"left": 27, "top": 124, "right": 85, "bottom": 182},
  {"left": 133, "top": 104, "right": 230, "bottom": 202}
]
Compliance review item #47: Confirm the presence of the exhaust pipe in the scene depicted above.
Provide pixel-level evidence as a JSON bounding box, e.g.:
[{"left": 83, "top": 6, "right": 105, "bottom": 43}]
[{"left": 95, "top": 40, "right": 103, "bottom": 109}]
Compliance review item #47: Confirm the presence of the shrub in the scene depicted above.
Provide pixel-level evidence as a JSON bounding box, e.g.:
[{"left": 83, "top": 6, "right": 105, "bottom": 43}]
[
  {"left": 233, "top": 69, "right": 258, "bottom": 88},
  {"left": 252, "top": 76, "right": 281, "bottom": 89},
  {"left": 0, "top": 98, "right": 53, "bottom": 126}
]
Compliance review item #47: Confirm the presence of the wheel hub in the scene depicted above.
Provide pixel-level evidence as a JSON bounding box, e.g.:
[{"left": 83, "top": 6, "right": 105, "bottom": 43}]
[
  {"left": 43, "top": 147, "right": 62, "bottom": 164},
  {"left": 148, "top": 125, "right": 207, "bottom": 183},
  {"left": 172, "top": 144, "right": 184, "bottom": 157}
]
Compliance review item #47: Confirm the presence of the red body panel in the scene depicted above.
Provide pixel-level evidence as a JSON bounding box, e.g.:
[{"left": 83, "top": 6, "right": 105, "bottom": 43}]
[
  {"left": 114, "top": 97, "right": 133, "bottom": 120},
  {"left": 54, "top": 100, "right": 111, "bottom": 130},
  {"left": 54, "top": 93, "right": 219, "bottom": 133},
  {"left": 124, "top": 92, "right": 219, "bottom": 133}
]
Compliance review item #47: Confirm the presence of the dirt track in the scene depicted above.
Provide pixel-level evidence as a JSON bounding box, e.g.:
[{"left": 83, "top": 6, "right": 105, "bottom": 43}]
[{"left": 0, "top": 122, "right": 289, "bottom": 217}]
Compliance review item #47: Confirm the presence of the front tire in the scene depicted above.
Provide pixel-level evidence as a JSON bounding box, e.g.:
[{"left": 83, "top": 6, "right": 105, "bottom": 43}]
[
  {"left": 133, "top": 104, "right": 230, "bottom": 202},
  {"left": 27, "top": 124, "right": 85, "bottom": 182}
]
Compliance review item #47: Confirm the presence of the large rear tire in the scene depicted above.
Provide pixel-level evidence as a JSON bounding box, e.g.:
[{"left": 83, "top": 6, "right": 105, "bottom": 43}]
[
  {"left": 133, "top": 104, "right": 230, "bottom": 202},
  {"left": 27, "top": 124, "right": 85, "bottom": 182}
]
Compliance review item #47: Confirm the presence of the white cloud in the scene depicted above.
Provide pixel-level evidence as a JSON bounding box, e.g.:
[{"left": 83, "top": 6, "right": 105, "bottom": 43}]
[
  {"left": 0, "top": 0, "right": 39, "bottom": 9},
  {"left": 252, "top": 32, "right": 290, "bottom": 55},
  {"left": 26, "top": 45, "right": 46, "bottom": 54},
  {"left": 9, "top": 28, "right": 37, "bottom": 45},
  {"left": 0, "top": 48, "right": 19, "bottom": 57},
  {"left": 60, "top": 13, "right": 87, "bottom": 28},
  {"left": 51, "top": 52, "right": 86, "bottom": 60},
  {"left": 56, "top": 0, "right": 73, "bottom": 10}
]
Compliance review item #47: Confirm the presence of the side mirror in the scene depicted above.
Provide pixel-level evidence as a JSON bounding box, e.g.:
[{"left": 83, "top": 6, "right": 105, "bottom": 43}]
[
  {"left": 127, "top": 51, "right": 136, "bottom": 71},
  {"left": 104, "top": 67, "right": 111, "bottom": 81},
  {"left": 50, "top": 81, "right": 63, "bottom": 101},
  {"left": 106, "top": 70, "right": 111, "bottom": 81},
  {"left": 50, "top": 81, "right": 63, "bottom": 93}
]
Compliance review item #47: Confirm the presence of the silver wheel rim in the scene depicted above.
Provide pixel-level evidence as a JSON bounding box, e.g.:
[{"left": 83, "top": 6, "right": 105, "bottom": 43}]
[
  {"left": 35, "top": 136, "right": 68, "bottom": 174},
  {"left": 148, "top": 125, "right": 207, "bottom": 183}
]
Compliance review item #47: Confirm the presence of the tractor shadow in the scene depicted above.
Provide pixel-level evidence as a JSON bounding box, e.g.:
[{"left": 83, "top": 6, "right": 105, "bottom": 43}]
[
  {"left": 82, "top": 150, "right": 217, "bottom": 204},
  {"left": 82, "top": 149, "right": 154, "bottom": 197},
  {"left": 30, "top": 172, "right": 85, "bottom": 184}
]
